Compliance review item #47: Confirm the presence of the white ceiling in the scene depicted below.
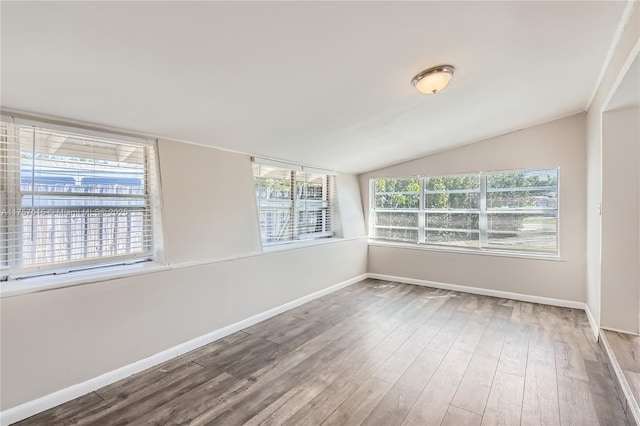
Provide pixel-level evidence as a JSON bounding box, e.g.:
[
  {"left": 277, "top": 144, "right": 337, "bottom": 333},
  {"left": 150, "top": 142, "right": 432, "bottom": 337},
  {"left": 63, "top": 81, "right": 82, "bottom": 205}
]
[{"left": 0, "top": 1, "right": 628, "bottom": 174}]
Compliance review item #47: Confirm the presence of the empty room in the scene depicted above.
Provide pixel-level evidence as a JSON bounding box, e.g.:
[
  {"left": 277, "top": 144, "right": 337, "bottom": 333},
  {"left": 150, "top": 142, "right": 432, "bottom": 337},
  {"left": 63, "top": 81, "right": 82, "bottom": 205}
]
[{"left": 1, "top": 1, "right": 639, "bottom": 425}]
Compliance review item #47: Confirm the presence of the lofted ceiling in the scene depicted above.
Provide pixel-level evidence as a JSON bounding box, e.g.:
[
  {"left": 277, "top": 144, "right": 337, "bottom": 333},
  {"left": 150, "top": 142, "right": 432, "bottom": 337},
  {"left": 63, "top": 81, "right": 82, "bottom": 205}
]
[{"left": 0, "top": 1, "right": 629, "bottom": 174}]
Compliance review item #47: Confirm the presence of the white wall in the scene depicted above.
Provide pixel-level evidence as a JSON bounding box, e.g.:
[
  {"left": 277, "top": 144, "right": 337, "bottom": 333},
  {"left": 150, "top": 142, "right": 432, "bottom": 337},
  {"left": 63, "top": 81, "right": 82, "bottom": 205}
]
[
  {"left": 0, "top": 140, "right": 368, "bottom": 411},
  {"left": 158, "top": 139, "right": 263, "bottom": 263},
  {"left": 601, "top": 107, "right": 640, "bottom": 333},
  {"left": 360, "top": 113, "right": 587, "bottom": 302},
  {"left": 585, "top": 3, "right": 639, "bottom": 329}
]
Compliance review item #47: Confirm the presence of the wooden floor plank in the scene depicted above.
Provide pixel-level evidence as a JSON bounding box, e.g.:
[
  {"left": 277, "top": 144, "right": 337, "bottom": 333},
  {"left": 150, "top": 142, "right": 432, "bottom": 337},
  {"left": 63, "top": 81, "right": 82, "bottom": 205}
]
[
  {"left": 451, "top": 351, "right": 501, "bottom": 415},
  {"left": 401, "top": 348, "right": 474, "bottom": 426},
  {"left": 480, "top": 370, "right": 525, "bottom": 426},
  {"left": 520, "top": 343, "right": 560, "bottom": 426},
  {"left": 321, "top": 377, "right": 393, "bottom": 426},
  {"left": 362, "top": 348, "right": 446, "bottom": 425},
  {"left": 372, "top": 324, "right": 439, "bottom": 384},
  {"left": 557, "top": 375, "right": 601, "bottom": 426},
  {"left": 442, "top": 405, "right": 483, "bottom": 426},
  {"left": 280, "top": 378, "right": 358, "bottom": 426},
  {"left": 244, "top": 375, "right": 334, "bottom": 426}
]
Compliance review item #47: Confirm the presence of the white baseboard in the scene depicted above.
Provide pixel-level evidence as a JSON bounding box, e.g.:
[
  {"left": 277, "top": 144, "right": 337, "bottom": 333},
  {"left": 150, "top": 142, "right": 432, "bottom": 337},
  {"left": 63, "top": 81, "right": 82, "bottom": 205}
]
[
  {"left": 601, "top": 326, "right": 640, "bottom": 336},
  {"left": 0, "top": 273, "right": 367, "bottom": 426},
  {"left": 367, "top": 273, "right": 586, "bottom": 309},
  {"left": 584, "top": 304, "right": 600, "bottom": 340},
  {"left": 600, "top": 331, "right": 640, "bottom": 426},
  {"left": 367, "top": 273, "right": 600, "bottom": 337}
]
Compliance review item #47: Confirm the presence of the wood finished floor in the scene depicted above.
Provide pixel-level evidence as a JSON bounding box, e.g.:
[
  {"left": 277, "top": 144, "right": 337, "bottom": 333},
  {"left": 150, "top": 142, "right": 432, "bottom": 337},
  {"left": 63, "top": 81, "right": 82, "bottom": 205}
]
[
  {"left": 17, "top": 279, "right": 629, "bottom": 426},
  {"left": 604, "top": 330, "right": 640, "bottom": 410}
]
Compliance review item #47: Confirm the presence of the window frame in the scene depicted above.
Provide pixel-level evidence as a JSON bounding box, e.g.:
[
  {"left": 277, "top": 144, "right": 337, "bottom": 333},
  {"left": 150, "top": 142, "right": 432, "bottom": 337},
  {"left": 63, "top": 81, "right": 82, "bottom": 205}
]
[
  {"left": 369, "top": 168, "right": 560, "bottom": 258},
  {"left": 0, "top": 118, "right": 164, "bottom": 282}
]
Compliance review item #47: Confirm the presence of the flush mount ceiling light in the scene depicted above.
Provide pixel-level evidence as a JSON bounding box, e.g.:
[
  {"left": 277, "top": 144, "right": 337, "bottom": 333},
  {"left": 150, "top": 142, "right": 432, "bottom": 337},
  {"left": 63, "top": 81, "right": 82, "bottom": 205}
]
[{"left": 411, "top": 65, "right": 455, "bottom": 94}]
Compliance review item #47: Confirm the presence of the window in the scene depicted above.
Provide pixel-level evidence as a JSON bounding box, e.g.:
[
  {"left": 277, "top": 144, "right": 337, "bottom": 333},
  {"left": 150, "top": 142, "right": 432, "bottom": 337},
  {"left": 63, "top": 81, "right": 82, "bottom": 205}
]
[
  {"left": 1, "top": 120, "right": 160, "bottom": 281},
  {"left": 371, "top": 168, "right": 558, "bottom": 255},
  {"left": 252, "top": 158, "right": 336, "bottom": 246}
]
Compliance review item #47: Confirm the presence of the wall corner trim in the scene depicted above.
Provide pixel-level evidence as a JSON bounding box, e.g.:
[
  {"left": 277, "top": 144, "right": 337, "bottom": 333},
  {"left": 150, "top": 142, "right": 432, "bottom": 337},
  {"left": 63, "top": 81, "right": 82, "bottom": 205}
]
[
  {"left": 584, "top": 303, "right": 600, "bottom": 340},
  {"left": 599, "top": 331, "right": 640, "bottom": 426},
  {"left": 0, "top": 273, "right": 367, "bottom": 426}
]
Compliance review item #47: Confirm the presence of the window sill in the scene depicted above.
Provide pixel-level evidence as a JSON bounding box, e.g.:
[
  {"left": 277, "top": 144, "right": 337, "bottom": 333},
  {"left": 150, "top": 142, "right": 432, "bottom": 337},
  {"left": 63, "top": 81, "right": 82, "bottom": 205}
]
[
  {"left": 368, "top": 240, "right": 563, "bottom": 261},
  {"left": 262, "top": 236, "right": 363, "bottom": 253},
  {"left": 0, "top": 262, "right": 170, "bottom": 299}
]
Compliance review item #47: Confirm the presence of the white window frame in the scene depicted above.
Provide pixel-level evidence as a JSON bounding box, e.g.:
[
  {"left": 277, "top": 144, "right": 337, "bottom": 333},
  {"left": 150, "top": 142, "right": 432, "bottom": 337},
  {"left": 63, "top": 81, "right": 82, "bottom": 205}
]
[
  {"left": 370, "top": 168, "right": 560, "bottom": 257},
  {"left": 0, "top": 117, "right": 164, "bottom": 282}
]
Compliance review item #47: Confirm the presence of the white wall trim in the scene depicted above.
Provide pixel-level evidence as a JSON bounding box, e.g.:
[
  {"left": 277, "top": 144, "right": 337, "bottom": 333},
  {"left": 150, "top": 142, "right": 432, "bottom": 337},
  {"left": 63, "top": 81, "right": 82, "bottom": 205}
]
[
  {"left": 367, "top": 273, "right": 586, "bottom": 310},
  {"left": 600, "top": 331, "right": 640, "bottom": 426},
  {"left": 368, "top": 273, "right": 601, "bottom": 338},
  {"left": 586, "top": 0, "right": 639, "bottom": 110},
  {"left": 601, "top": 38, "right": 640, "bottom": 113},
  {"left": 584, "top": 303, "right": 600, "bottom": 340},
  {"left": 601, "top": 326, "right": 640, "bottom": 337},
  {"left": 368, "top": 273, "right": 603, "bottom": 337},
  {"left": 0, "top": 273, "right": 367, "bottom": 426}
]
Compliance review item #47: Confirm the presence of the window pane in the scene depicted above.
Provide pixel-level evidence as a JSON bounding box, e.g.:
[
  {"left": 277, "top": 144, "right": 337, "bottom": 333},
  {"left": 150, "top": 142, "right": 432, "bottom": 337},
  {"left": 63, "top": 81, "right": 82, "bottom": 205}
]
[
  {"left": 487, "top": 189, "right": 557, "bottom": 209},
  {"left": 374, "top": 177, "right": 419, "bottom": 192},
  {"left": 425, "top": 174, "right": 480, "bottom": 210},
  {"left": 426, "top": 192, "right": 479, "bottom": 209},
  {"left": 487, "top": 168, "right": 557, "bottom": 190},
  {"left": 425, "top": 174, "right": 479, "bottom": 191},
  {"left": 487, "top": 168, "right": 558, "bottom": 209},
  {"left": 425, "top": 230, "right": 479, "bottom": 248},
  {"left": 374, "top": 227, "right": 418, "bottom": 243},
  {"left": 375, "top": 193, "right": 419, "bottom": 209},
  {"left": 375, "top": 211, "right": 419, "bottom": 228},
  {"left": 487, "top": 213, "right": 557, "bottom": 253},
  {"left": 257, "top": 201, "right": 293, "bottom": 244},
  {"left": 426, "top": 212, "right": 479, "bottom": 230}
]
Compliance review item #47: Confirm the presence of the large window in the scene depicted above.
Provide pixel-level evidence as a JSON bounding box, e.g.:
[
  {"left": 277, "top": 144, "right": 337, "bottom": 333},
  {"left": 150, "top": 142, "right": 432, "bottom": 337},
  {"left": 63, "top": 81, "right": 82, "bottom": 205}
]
[
  {"left": 1, "top": 120, "right": 160, "bottom": 280},
  {"left": 252, "top": 158, "right": 336, "bottom": 246},
  {"left": 371, "top": 168, "right": 558, "bottom": 255}
]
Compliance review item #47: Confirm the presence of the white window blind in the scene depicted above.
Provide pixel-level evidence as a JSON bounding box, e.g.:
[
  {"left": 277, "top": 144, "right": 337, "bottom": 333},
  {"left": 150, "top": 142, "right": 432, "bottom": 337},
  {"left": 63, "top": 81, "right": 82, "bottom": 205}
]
[
  {"left": 0, "top": 121, "right": 159, "bottom": 280},
  {"left": 252, "top": 158, "right": 337, "bottom": 246}
]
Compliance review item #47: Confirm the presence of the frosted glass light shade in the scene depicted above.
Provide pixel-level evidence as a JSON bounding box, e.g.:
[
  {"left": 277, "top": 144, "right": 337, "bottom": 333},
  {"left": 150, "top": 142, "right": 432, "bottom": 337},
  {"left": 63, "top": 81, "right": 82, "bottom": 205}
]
[{"left": 412, "top": 65, "right": 455, "bottom": 94}]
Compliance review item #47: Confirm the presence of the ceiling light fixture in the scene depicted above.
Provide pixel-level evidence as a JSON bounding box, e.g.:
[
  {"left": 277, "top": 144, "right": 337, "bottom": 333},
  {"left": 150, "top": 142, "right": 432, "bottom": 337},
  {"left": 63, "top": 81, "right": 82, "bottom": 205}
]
[{"left": 411, "top": 65, "right": 455, "bottom": 94}]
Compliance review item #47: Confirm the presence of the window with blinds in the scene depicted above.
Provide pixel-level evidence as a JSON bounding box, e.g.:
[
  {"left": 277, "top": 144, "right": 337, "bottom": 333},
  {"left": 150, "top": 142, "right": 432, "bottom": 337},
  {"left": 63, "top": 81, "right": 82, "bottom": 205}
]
[
  {"left": 252, "top": 158, "right": 337, "bottom": 246},
  {"left": 0, "top": 120, "right": 160, "bottom": 280}
]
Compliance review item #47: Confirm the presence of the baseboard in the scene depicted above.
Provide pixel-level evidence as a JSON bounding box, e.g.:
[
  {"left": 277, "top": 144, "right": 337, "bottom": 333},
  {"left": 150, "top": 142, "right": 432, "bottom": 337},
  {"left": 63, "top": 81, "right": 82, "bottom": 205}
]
[
  {"left": 0, "top": 273, "right": 367, "bottom": 426},
  {"left": 367, "top": 273, "right": 604, "bottom": 339},
  {"left": 599, "top": 331, "right": 640, "bottom": 426},
  {"left": 601, "top": 326, "right": 640, "bottom": 336},
  {"left": 367, "top": 273, "right": 586, "bottom": 309},
  {"left": 584, "top": 304, "right": 600, "bottom": 340}
]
